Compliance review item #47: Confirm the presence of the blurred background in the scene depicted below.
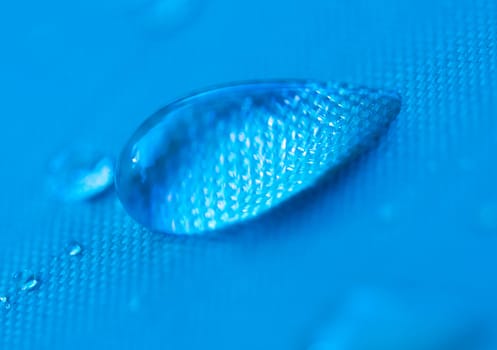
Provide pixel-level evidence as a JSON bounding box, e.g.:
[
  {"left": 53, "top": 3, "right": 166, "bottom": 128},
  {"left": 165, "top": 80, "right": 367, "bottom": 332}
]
[{"left": 0, "top": 0, "right": 496, "bottom": 349}]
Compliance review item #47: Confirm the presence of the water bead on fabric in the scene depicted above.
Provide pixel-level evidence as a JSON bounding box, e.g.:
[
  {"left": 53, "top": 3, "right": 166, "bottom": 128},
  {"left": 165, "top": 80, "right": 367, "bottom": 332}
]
[
  {"left": 115, "top": 80, "right": 401, "bottom": 234},
  {"left": 47, "top": 146, "right": 114, "bottom": 202}
]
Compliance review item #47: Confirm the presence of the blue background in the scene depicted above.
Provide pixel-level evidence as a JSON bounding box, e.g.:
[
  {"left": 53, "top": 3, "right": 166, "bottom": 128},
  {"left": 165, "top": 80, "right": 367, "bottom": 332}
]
[{"left": 0, "top": 0, "right": 496, "bottom": 349}]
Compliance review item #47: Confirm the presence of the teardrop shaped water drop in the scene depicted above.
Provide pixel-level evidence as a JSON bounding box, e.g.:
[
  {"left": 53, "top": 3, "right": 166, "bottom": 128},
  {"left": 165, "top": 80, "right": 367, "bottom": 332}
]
[{"left": 115, "top": 81, "right": 401, "bottom": 234}]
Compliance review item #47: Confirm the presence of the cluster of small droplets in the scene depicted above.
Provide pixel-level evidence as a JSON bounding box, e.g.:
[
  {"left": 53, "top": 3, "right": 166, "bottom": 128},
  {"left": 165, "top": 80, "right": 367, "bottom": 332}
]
[{"left": 0, "top": 241, "right": 83, "bottom": 311}]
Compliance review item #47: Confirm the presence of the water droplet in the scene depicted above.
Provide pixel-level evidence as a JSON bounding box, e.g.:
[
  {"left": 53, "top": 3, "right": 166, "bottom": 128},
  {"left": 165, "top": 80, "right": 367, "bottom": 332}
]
[
  {"left": 21, "top": 278, "right": 39, "bottom": 292},
  {"left": 13, "top": 270, "right": 40, "bottom": 292},
  {"left": 0, "top": 296, "right": 11, "bottom": 310},
  {"left": 47, "top": 146, "right": 114, "bottom": 201},
  {"left": 115, "top": 81, "right": 401, "bottom": 234},
  {"left": 67, "top": 241, "right": 83, "bottom": 256}
]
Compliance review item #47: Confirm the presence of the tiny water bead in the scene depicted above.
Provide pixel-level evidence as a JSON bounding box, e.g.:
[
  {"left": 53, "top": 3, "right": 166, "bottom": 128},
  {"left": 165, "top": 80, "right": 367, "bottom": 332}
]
[
  {"left": 47, "top": 146, "right": 114, "bottom": 201},
  {"left": 0, "top": 296, "right": 11, "bottom": 310},
  {"left": 115, "top": 81, "right": 401, "bottom": 234},
  {"left": 67, "top": 241, "right": 83, "bottom": 256},
  {"left": 13, "top": 270, "right": 40, "bottom": 292},
  {"left": 20, "top": 279, "right": 39, "bottom": 292}
]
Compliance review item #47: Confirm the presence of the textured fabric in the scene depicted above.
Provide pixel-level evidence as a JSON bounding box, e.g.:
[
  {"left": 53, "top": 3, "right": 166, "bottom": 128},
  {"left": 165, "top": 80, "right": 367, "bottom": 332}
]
[{"left": 0, "top": 0, "right": 496, "bottom": 349}]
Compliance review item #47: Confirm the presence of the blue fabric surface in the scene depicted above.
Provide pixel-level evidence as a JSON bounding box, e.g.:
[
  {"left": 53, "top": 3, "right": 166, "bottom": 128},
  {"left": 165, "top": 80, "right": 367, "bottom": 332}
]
[{"left": 0, "top": 0, "right": 496, "bottom": 349}]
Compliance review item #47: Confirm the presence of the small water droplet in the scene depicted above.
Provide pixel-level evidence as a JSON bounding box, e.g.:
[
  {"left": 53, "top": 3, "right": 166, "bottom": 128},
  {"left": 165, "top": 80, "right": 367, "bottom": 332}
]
[
  {"left": 21, "top": 278, "right": 39, "bottom": 292},
  {"left": 67, "top": 241, "right": 83, "bottom": 256},
  {"left": 13, "top": 270, "right": 40, "bottom": 292},
  {"left": 0, "top": 296, "right": 11, "bottom": 310},
  {"left": 115, "top": 81, "right": 401, "bottom": 234},
  {"left": 47, "top": 146, "right": 114, "bottom": 201}
]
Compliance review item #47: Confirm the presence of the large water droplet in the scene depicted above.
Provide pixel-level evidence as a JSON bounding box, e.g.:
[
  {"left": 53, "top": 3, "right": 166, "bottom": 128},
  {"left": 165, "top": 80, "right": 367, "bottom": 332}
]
[
  {"left": 115, "top": 81, "right": 401, "bottom": 234},
  {"left": 47, "top": 146, "right": 114, "bottom": 201}
]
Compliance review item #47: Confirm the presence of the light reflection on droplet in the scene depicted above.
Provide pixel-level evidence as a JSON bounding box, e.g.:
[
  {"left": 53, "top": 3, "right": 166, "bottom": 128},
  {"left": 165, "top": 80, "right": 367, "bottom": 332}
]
[
  {"left": 12, "top": 270, "right": 40, "bottom": 292},
  {"left": 20, "top": 278, "right": 39, "bottom": 292},
  {"left": 13, "top": 269, "right": 40, "bottom": 292},
  {"left": 67, "top": 241, "right": 83, "bottom": 256}
]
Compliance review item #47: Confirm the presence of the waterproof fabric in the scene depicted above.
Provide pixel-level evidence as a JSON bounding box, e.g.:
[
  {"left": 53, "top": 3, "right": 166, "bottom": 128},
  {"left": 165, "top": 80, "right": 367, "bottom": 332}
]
[{"left": 0, "top": 0, "right": 496, "bottom": 349}]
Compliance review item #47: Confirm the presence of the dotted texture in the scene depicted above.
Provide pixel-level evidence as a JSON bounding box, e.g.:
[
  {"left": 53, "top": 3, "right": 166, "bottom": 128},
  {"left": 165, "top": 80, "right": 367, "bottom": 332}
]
[{"left": 0, "top": 0, "right": 496, "bottom": 349}]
